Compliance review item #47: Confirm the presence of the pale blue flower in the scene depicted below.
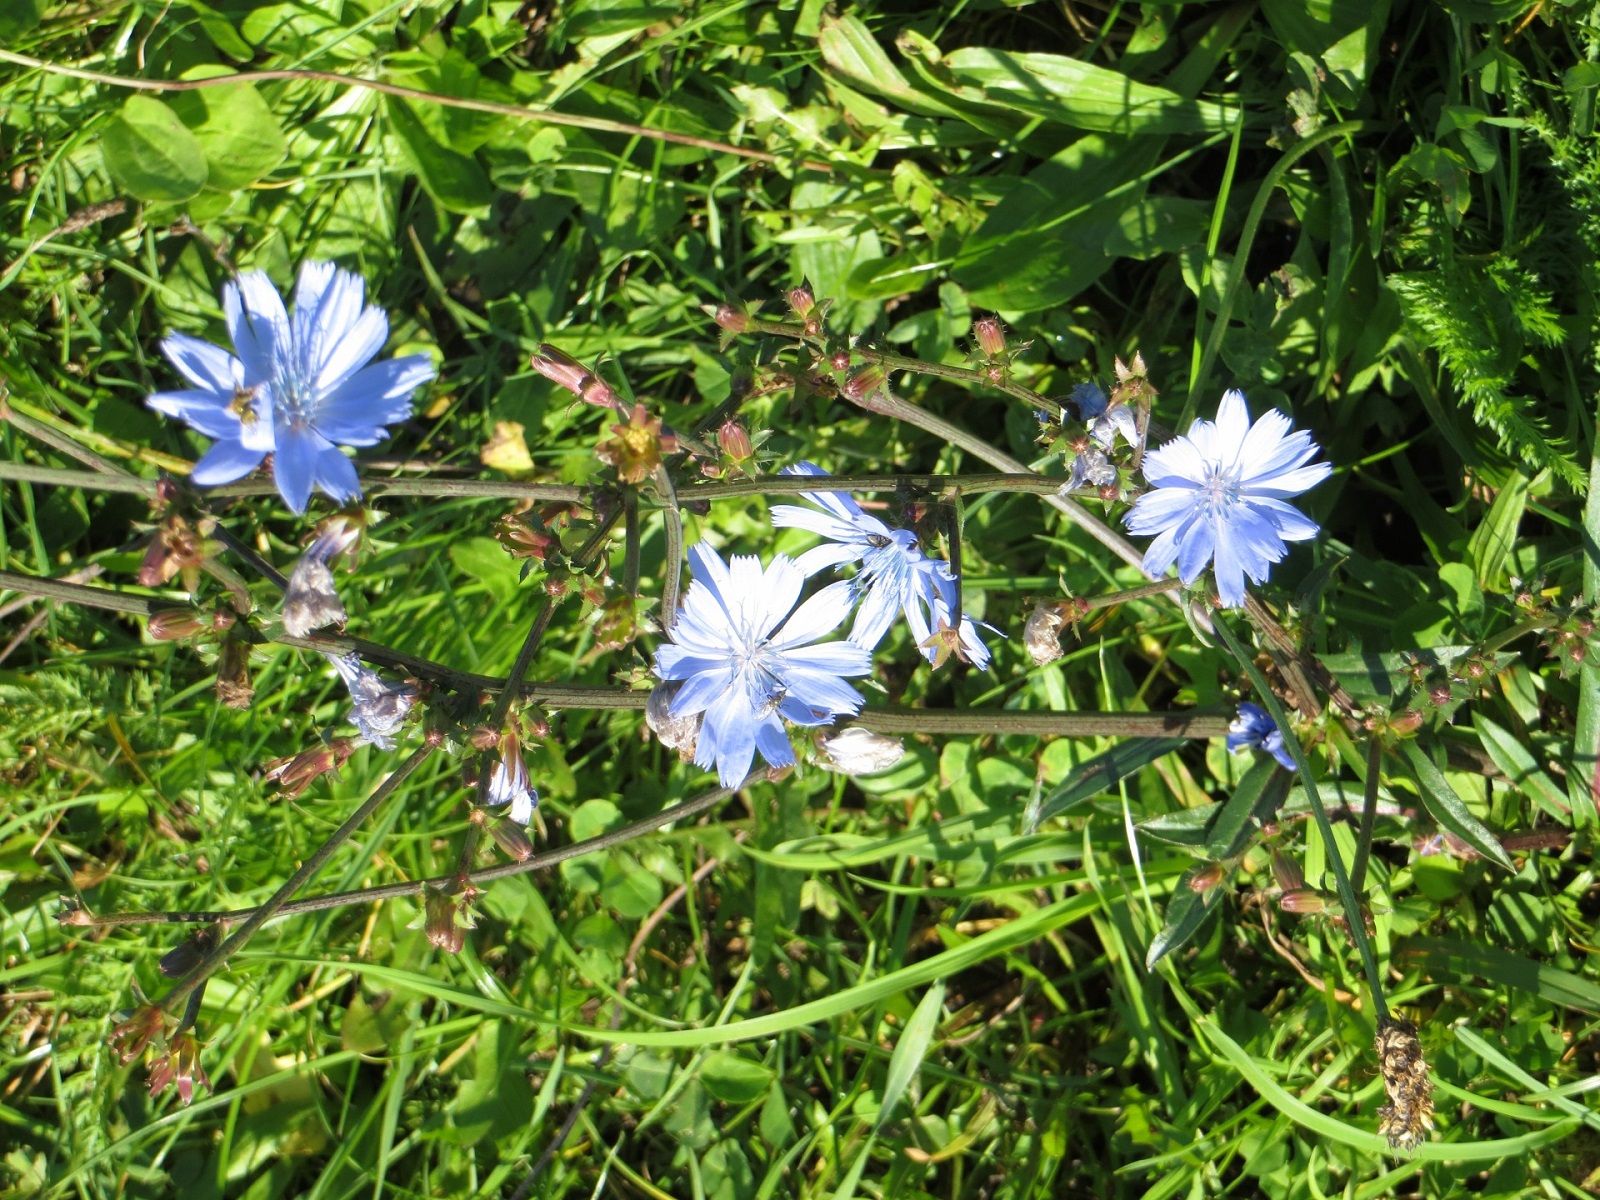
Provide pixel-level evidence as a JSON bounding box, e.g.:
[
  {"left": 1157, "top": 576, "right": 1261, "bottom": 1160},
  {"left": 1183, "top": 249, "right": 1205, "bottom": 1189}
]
[
  {"left": 770, "top": 463, "right": 994, "bottom": 668},
  {"left": 1227, "top": 702, "right": 1297, "bottom": 771},
  {"left": 653, "top": 542, "right": 872, "bottom": 787},
  {"left": 148, "top": 262, "right": 435, "bottom": 513},
  {"left": 487, "top": 736, "right": 538, "bottom": 825},
  {"left": 1124, "top": 390, "right": 1331, "bottom": 607},
  {"left": 327, "top": 653, "right": 417, "bottom": 749}
]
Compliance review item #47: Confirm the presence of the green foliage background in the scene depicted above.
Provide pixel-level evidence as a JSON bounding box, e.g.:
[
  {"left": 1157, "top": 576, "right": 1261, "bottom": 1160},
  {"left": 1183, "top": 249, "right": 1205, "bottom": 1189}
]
[{"left": 3, "top": 0, "right": 1600, "bottom": 1196}]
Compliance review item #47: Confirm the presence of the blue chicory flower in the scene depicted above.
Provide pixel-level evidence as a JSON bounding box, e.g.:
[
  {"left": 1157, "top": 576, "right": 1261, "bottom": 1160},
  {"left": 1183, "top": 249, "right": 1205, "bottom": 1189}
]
[
  {"left": 1227, "top": 702, "right": 1298, "bottom": 771},
  {"left": 147, "top": 262, "right": 436, "bottom": 513},
  {"left": 769, "top": 462, "right": 994, "bottom": 668},
  {"left": 1123, "top": 389, "right": 1331, "bottom": 608},
  {"left": 652, "top": 542, "right": 872, "bottom": 787}
]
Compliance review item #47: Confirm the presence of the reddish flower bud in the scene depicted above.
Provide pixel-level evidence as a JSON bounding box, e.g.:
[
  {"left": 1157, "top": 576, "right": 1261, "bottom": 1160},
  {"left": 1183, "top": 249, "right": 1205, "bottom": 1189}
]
[
  {"left": 786, "top": 285, "right": 815, "bottom": 319},
  {"left": 1187, "top": 862, "right": 1227, "bottom": 892},
  {"left": 487, "top": 817, "right": 536, "bottom": 862},
  {"left": 713, "top": 304, "right": 750, "bottom": 334},
  {"left": 263, "top": 738, "right": 357, "bottom": 798},
  {"left": 1428, "top": 683, "right": 1453, "bottom": 707},
  {"left": 147, "top": 1031, "right": 209, "bottom": 1106},
  {"left": 843, "top": 365, "right": 886, "bottom": 403},
  {"left": 1389, "top": 709, "right": 1425, "bottom": 735},
  {"left": 1278, "top": 888, "right": 1329, "bottom": 914},
  {"left": 829, "top": 350, "right": 851, "bottom": 372},
  {"left": 718, "top": 418, "right": 753, "bottom": 463},
  {"left": 973, "top": 315, "right": 1007, "bottom": 359},
  {"left": 531, "top": 344, "right": 617, "bottom": 408},
  {"left": 148, "top": 609, "right": 211, "bottom": 641}
]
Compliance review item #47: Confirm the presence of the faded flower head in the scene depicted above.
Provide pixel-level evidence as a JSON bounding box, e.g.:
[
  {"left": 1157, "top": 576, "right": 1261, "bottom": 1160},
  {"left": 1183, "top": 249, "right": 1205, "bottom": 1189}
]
[
  {"left": 597, "top": 403, "right": 676, "bottom": 483},
  {"left": 147, "top": 1031, "right": 211, "bottom": 1106},
  {"left": 1024, "top": 600, "right": 1068, "bottom": 666},
  {"left": 1376, "top": 1016, "right": 1435, "bottom": 1152},
  {"left": 1124, "top": 390, "right": 1331, "bottom": 608},
  {"left": 1227, "top": 702, "right": 1298, "bottom": 771},
  {"left": 263, "top": 737, "right": 357, "bottom": 798},
  {"left": 770, "top": 463, "right": 995, "bottom": 669},
  {"left": 326, "top": 653, "right": 417, "bottom": 749},
  {"left": 147, "top": 262, "right": 436, "bottom": 514},
  {"left": 652, "top": 542, "right": 872, "bottom": 787},
  {"left": 282, "top": 515, "right": 361, "bottom": 637},
  {"left": 815, "top": 726, "right": 905, "bottom": 776}
]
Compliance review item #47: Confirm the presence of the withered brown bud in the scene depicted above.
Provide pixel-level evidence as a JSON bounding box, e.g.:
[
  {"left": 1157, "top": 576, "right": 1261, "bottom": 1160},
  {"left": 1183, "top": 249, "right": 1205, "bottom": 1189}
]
[
  {"left": 424, "top": 891, "right": 467, "bottom": 954},
  {"left": 158, "top": 927, "right": 218, "bottom": 978},
  {"left": 1277, "top": 888, "right": 1328, "bottom": 914},
  {"left": 109, "top": 1005, "right": 167, "bottom": 1065},
  {"left": 215, "top": 635, "right": 253, "bottom": 710},
  {"left": 972, "top": 315, "right": 1006, "bottom": 359}
]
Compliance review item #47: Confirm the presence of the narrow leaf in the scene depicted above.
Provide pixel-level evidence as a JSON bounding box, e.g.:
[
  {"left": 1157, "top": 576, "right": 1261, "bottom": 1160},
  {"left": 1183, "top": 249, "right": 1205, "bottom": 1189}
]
[
  {"left": 1398, "top": 741, "right": 1514, "bottom": 870},
  {"left": 1031, "top": 737, "right": 1186, "bottom": 830},
  {"left": 877, "top": 981, "right": 944, "bottom": 1126}
]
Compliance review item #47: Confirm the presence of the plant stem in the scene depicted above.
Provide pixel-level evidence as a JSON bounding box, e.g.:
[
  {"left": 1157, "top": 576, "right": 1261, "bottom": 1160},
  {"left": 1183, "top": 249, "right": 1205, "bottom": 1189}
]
[
  {"left": 1351, "top": 736, "right": 1383, "bottom": 894},
  {"left": 154, "top": 743, "right": 434, "bottom": 1015},
  {"left": 1215, "top": 615, "right": 1388, "bottom": 1020},
  {"left": 82, "top": 775, "right": 740, "bottom": 930}
]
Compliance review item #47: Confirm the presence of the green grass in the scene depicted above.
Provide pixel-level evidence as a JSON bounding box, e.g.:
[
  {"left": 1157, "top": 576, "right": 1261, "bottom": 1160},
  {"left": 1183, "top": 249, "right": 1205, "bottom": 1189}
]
[{"left": 4, "top": 1, "right": 1600, "bottom": 1197}]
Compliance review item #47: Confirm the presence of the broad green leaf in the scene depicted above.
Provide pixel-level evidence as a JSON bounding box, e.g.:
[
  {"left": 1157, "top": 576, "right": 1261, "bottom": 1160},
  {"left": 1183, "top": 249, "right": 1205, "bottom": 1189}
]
[
  {"left": 169, "top": 67, "right": 288, "bottom": 191},
  {"left": 877, "top": 981, "right": 944, "bottom": 1126},
  {"left": 101, "top": 96, "right": 209, "bottom": 202},
  {"left": 1402, "top": 938, "right": 1600, "bottom": 1014},
  {"left": 384, "top": 97, "right": 493, "bottom": 213},
  {"left": 700, "top": 1050, "right": 773, "bottom": 1105},
  {"left": 1472, "top": 713, "right": 1568, "bottom": 819},
  {"left": 1466, "top": 470, "right": 1531, "bottom": 589},
  {"left": 601, "top": 851, "right": 665, "bottom": 920},
  {"left": 1030, "top": 737, "right": 1186, "bottom": 830},
  {"left": 942, "top": 48, "right": 1238, "bottom": 134},
  {"left": 1398, "top": 741, "right": 1513, "bottom": 870},
  {"left": 1146, "top": 873, "right": 1222, "bottom": 968}
]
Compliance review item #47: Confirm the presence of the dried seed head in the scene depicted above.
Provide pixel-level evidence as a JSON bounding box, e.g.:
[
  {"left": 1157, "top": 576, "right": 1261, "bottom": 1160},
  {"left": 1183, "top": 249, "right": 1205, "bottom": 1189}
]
[
  {"left": 1024, "top": 600, "right": 1066, "bottom": 666},
  {"left": 1375, "top": 1016, "right": 1434, "bottom": 1152}
]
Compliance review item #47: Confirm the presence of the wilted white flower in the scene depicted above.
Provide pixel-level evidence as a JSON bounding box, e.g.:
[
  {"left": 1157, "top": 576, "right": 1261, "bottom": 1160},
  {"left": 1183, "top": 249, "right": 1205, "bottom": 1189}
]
[
  {"left": 326, "top": 653, "right": 416, "bottom": 748},
  {"left": 646, "top": 682, "right": 701, "bottom": 759},
  {"left": 815, "top": 726, "right": 906, "bottom": 776},
  {"left": 282, "top": 516, "right": 360, "bottom": 636},
  {"left": 1024, "top": 600, "right": 1066, "bottom": 666}
]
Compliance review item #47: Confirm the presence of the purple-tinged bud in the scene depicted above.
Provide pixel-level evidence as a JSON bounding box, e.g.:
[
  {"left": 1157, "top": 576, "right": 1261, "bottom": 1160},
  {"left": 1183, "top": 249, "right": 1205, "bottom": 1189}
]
[
  {"left": 1270, "top": 850, "right": 1305, "bottom": 894},
  {"left": 843, "top": 365, "right": 886, "bottom": 403},
  {"left": 713, "top": 303, "right": 750, "bottom": 334},
  {"left": 786, "top": 285, "right": 816, "bottom": 319},
  {"left": 646, "top": 682, "right": 700, "bottom": 759},
  {"left": 487, "top": 816, "right": 536, "bottom": 862},
  {"left": 424, "top": 890, "right": 468, "bottom": 954},
  {"left": 215, "top": 634, "right": 253, "bottom": 710},
  {"left": 158, "top": 927, "right": 218, "bottom": 978},
  {"left": 531, "top": 344, "right": 618, "bottom": 408},
  {"left": 496, "top": 515, "right": 555, "bottom": 561},
  {"left": 1278, "top": 888, "right": 1329, "bottom": 914},
  {"left": 718, "top": 418, "right": 753, "bottom": 464},
  {"left": 1389, "top": 709, "right": 1425, "bottom": 735},
  {"left": 1428, "top": 682, "right": 1453, "bottom": 707},
  {"left": 263, "top": 738, "right": 357, "bottom": 798},
  {"left": 972, "top": 315, "right": 1007, "bottom": 359},
  {"left": 815, "top": 727, "right": 905, "bottom": 776},
  {"left": 1187, "top": 862, "right": 1227, "bottom": 892},
  {"left": 829, "top": 350, "right": 851, "bottom": 372},
  {"left": 147, "top": 1031, "right": 210, "bottom": 1106},
  {"left": 149, "top": 609, "right": 212, "bottom": 641}
]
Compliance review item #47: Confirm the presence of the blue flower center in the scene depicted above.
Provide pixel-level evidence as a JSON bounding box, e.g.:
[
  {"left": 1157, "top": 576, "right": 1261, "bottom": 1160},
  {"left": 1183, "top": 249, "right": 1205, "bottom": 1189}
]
[{"left": 1199, "top": 463, "right": 1242, "bottom": 515}]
